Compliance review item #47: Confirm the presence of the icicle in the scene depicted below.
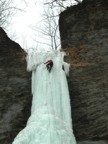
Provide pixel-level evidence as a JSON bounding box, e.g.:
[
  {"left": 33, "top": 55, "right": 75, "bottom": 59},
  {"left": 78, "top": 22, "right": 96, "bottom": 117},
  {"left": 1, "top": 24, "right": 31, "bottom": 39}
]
[{"left": 63, "top": 62, "right": 70, "bottom": 76}]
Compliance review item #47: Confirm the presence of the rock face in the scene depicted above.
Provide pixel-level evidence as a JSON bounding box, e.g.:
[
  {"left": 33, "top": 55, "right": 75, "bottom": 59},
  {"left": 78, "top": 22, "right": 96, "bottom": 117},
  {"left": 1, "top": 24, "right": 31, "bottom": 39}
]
[
  {"left": 59, "top": 0, "right": 108, "bottom": 140},
  {"left": 0, "top": 27, "right": 32, "bottom": 144}
]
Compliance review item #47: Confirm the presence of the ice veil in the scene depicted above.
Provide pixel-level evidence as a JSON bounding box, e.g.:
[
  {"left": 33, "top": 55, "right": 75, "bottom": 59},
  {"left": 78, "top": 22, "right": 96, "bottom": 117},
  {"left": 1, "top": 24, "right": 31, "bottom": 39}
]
[{"left": 12, "top": 50, "right": 77, "bottom": 144}]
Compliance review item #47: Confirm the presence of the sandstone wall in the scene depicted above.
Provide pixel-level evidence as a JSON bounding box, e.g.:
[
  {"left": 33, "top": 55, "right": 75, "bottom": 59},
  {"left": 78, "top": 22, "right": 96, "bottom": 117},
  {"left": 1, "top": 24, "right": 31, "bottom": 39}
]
[
  {"left": 0, "top": 27, "right": 31, "bottom": 144},
  {"left": 59, "top": 0, "right": 108, "bottom": 140}
]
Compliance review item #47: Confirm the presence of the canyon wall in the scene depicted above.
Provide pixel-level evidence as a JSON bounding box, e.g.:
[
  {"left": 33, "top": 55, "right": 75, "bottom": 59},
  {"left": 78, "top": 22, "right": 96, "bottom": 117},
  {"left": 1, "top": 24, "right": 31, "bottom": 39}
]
[
  {"left": 59, "top": 0, "right": 108, "bottom": 140},
  {"left": 0, "top": 27, "right": 32, "bottom": 144}
]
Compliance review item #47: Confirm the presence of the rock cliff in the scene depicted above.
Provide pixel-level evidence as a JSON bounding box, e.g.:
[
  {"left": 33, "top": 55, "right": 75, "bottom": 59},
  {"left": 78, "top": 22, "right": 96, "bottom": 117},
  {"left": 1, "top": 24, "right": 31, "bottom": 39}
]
[
  {"left": 59, "top": 0, "right": 108, "bottom": 140},
  {"left": 0, "top": 27, "right": 32, "bottom": 144}
]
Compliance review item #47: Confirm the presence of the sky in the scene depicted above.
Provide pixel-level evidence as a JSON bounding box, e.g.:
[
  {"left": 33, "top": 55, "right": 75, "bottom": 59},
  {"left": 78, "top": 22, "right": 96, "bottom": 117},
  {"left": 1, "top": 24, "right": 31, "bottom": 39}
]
[
  {"left": 6, "top": 0, "right": 80, "bottom": 51},
  {"left": 7, "top": 0, "right": 44, "bottom": 51}
]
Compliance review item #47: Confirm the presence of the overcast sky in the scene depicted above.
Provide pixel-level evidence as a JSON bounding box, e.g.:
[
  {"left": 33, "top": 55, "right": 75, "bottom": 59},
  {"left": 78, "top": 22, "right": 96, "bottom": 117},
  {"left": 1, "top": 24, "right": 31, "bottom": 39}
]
[
  {"left": 7, "top": 0, "right": 44, "bottom": 51},
  {"left": 6, "top": 0, "right": 80, "bottom": 51}
]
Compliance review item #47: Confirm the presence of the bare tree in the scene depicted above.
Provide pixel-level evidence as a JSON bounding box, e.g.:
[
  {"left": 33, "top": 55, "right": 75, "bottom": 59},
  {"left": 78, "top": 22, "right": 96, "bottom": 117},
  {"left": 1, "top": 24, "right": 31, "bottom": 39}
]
[
  {"left": 31, "top": 6, "right": 60, "bottom": 50},
  {"left": 0, "top": 0, "right": 24, "bottom": 28},
  {"left": 0, "top": 0, "right": 11, "bottom": 27},
  {"left": 32, "top": 0, "right": 83, "bottom": 50},
  {"left": 44, "top": 0, "right": 82, "bottom": 9},
  {"left": 41, "top": 7, "right": 60, "bottom": 49}
]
